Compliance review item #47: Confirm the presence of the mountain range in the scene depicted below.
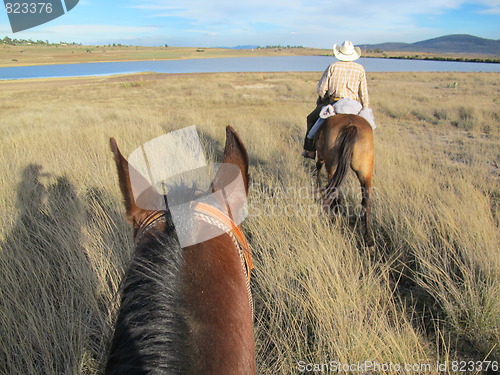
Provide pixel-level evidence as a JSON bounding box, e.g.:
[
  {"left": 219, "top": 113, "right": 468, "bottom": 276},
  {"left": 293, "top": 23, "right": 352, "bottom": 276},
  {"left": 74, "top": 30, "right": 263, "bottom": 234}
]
[{"left": 363, "top": 34, "right": 500, "bottom": 55}]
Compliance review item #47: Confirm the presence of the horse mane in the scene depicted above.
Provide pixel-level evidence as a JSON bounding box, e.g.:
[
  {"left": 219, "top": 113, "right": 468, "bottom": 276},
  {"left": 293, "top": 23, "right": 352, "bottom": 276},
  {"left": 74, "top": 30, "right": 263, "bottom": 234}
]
[{"left": 105, "top": 208, "right": 191, "bottom": 374}]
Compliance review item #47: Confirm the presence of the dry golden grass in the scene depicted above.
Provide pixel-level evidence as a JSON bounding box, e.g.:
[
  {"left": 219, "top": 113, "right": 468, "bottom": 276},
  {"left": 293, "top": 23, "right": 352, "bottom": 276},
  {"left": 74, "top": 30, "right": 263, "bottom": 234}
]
[{"left": 0, "top": 71, "right": 498, "bottom": 374}]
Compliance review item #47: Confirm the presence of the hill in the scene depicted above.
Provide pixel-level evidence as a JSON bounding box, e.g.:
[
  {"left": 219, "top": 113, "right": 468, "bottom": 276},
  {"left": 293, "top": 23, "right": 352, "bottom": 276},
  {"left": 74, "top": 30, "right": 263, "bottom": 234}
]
[{"left": 365, "top": 34, "right": 500, "bottom": 55}]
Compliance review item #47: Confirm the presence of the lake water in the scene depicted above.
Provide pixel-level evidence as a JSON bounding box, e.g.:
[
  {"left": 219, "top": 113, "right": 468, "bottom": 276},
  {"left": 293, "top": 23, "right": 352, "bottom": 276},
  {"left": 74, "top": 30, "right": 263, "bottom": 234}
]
[{"left": 0, "top": 56, "right": 499, "bottom": 80}]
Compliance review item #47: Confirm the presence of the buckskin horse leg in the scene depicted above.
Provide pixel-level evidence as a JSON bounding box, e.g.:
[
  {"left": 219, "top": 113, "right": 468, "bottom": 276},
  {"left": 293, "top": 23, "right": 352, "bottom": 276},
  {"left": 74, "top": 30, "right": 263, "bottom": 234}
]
[
  {"left": 315, "top": 159, "right": 324, "bottom": 188},
  {"left": 359, "top": 175, "right": 373, "bottom": 247}
]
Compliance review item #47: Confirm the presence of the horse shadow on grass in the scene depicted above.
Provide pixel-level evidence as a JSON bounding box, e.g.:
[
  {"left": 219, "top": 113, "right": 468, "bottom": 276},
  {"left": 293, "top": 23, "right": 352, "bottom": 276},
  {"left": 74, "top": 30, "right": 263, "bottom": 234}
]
[{"left": 0, "top": 164, "right": 129, "bottom": 375}]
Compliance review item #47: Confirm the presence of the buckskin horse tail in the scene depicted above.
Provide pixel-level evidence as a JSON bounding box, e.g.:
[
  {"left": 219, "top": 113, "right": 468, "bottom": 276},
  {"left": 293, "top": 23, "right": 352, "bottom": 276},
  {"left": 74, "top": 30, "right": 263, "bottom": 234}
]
[{"left": 323, "top": 125, "right": 358, "bottom": 207}]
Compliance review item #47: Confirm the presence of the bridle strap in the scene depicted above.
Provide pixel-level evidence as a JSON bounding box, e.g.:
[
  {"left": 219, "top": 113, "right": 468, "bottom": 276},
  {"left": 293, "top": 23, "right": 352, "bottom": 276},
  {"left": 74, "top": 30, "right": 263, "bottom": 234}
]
[
  {"left": 134, "top": 204, "right": 253, "bottom": 283},
  {"left": 192, "top": 201, "right": 254, "bottom": 317},
  {"left": 192, "top": 202, "right": 253, "bottom": 283},
  {"left": 133, "top": 203, "right": 254, "bottom": 317}
]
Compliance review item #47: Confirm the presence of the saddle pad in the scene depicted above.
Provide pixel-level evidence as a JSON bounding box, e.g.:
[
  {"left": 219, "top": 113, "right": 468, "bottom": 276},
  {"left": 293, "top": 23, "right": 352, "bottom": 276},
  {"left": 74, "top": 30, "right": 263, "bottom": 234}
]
[{"left": 333, "top": 98, "right": 362, "bottom": 115}]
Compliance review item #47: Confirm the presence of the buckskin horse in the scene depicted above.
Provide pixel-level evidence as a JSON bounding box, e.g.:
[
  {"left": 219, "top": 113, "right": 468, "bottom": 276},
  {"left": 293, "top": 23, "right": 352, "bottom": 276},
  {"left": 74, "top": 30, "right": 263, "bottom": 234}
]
[
  {"left": 105, "top": 126, "right": 256, "bottom": 374},
  {"left": 315, "top": 114, "right": 374, "bottom": 246}
]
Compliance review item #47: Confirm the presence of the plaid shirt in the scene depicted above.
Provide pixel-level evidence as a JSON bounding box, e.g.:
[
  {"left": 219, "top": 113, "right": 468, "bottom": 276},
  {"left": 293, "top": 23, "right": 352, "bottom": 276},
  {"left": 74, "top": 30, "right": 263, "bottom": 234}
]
[{"left": 316, "top": 61, "right": 370, "bottom": 108}]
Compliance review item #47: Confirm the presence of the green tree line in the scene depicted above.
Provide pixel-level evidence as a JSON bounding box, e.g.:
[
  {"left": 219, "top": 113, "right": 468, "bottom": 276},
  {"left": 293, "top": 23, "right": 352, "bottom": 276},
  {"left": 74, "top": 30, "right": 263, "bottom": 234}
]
[{"left": 1, "top": 36, "right": 79, "bottom": 46}]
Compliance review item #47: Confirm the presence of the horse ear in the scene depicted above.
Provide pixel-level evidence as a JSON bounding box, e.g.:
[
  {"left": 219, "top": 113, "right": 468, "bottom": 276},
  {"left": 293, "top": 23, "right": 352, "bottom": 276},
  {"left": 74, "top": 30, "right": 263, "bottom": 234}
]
[
  {"left": 212, "top": 126, "right": 250, "bottom": 220},
  {"left": 110, "top": 138, "right": 142, "bottom": 223},
  {"left": 219, "top": 126, "right": 249, "bottom": 192}
]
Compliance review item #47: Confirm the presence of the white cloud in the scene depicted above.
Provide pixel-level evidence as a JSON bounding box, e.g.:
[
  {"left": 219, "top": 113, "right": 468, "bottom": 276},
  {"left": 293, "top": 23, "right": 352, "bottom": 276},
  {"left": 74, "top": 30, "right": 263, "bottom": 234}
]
[
  {"left": 1, "top": 23, "right": 162, "bottom": 45},
  {"left": 130, "top": 0, "right": 463, "bottom": 23},
  {"left": 186, "top": 29, "right": 218, "bottom": 36},
  {"left": 128, "top": 0, "right": 480, "bottom": 45},
  {"left": 3, "top": 1, "right": 496, "bottom": 46},
  {"left": 41, "top": 24, "right": 158, "bottom": 34},
  {"left": 128, "top": 0, "right": 498, "bottom": 35},
  {"left": 476, "top": 0, "right": 500, "bottom": 15}
]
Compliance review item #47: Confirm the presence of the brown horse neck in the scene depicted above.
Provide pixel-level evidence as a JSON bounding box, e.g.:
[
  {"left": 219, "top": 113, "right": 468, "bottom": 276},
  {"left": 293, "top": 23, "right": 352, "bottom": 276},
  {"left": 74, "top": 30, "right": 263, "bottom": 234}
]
[{"left": 182, "top": 228, "right": 256, "bottom": 375}]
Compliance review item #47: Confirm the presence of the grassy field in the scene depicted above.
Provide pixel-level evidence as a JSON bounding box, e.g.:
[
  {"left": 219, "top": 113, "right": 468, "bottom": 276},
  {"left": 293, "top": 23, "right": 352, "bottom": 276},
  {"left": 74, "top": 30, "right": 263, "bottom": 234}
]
[{"left": 0, "top": 71, "right": 498, "bottom": 374}]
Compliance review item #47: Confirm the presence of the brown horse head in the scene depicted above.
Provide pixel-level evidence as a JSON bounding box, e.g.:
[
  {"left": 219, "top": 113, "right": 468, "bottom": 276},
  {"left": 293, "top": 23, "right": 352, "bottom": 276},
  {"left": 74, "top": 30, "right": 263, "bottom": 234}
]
[
  {"left": 106, "top": 126, "right": 255, "bottom": 375},
  {"left": 109, "top": 126, "right": 249, "bottom": 235}
]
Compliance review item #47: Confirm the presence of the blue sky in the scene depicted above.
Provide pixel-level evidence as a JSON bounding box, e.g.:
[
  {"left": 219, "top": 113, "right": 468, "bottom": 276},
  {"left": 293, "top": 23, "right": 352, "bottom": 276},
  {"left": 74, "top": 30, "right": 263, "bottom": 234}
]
[{"left": 1, "top": 0, "right": 499, "bottom": 47}]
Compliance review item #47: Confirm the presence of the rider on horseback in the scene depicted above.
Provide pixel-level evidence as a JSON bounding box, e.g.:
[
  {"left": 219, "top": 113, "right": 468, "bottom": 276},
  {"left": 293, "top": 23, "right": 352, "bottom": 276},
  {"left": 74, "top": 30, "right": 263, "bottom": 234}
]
[{"left": 302, "top": 40, "right": 373, "bottom": 159}]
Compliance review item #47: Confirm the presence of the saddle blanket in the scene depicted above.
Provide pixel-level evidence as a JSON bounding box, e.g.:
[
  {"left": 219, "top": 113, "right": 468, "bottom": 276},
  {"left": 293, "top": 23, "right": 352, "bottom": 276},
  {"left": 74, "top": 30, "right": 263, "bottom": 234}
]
[{"left": 307, "top": 99, "right": 376, "bottom": 139}]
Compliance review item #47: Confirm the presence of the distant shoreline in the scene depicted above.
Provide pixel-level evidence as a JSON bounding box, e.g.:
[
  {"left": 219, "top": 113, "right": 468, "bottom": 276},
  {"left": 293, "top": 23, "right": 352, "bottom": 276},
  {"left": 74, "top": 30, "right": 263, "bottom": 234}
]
[
  {"left": 317, "top": 53, "right": 499, "bottom": 64},
  {"left": 1, "top": 44, "right": 499, "bottom": 68},
  {"left": 2, "top": 54, "right": 499, "bottom": 70},
  {"left": 365, "top": 54, "right": 499, "bottom": 64}
]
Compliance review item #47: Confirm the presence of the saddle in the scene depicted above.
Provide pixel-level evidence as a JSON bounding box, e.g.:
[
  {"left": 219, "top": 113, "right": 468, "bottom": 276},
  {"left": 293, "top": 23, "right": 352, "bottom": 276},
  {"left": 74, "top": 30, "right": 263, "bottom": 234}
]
[{"left": 308, "top": 99, "right": 376, "bottom": 140}]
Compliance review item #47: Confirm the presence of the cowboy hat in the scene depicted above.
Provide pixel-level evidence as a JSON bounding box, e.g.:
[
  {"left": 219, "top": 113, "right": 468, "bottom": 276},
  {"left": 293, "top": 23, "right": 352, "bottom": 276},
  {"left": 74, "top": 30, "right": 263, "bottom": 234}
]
[{"left": 333, "top": 40, "right": 361, "bottom": 61}]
